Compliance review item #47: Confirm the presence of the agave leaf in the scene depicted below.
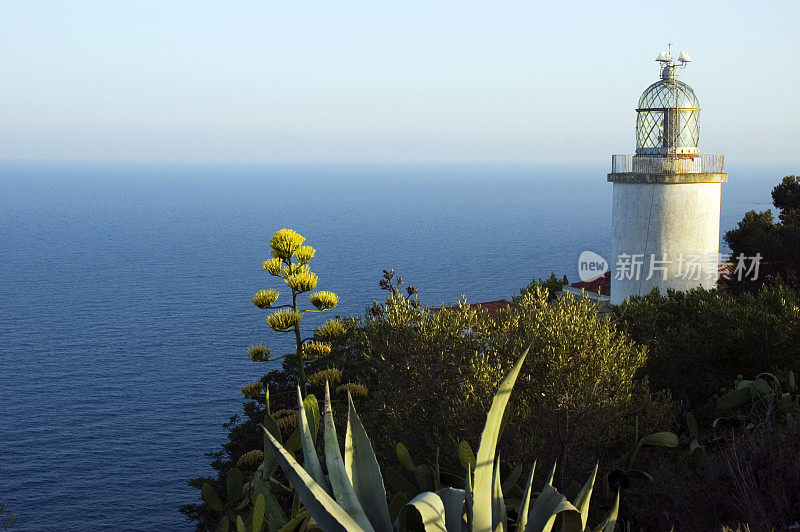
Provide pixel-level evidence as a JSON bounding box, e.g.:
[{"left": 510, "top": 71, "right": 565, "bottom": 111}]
[
  {"left": 305, "top": 393, "right": 321, "bottom": 441},
  {"left": 546, "top": 462, "right": 557, "bottom": 486},
  {"left": 473, "top": 348, "right": 529, "bottom": 532},
  {"left": 502, "top": 463, "right": 522, "bottom": 495},
  {"left": 396, "top": 442, "right": 417, "bottom": 472},
  {"left": 236, "top": 515, "right": 246, "bottom": 532},
  {"left": 526, "top": 484, "right": 579, "bottom": 532},
  {"left": 492, "top": 457, "right": 507, "bottom": 531},
  {"left": 227, "top": 468, "right": 244, "bottom": 506},
  {"left": 201, "top": 483, "right": 224, "bottom": 512},
  {"left": 565, "top": 463, "right": 598, "bottom": 531},
  {"left": 435, "top": 487, "right": 466, "bottom": 531},
  {"left": 516, "top": 462, "right": 536, "bottom": 532},
  {"left": 344, "top": 392, "right": 393, "bottom": 532},
  {"left": 465, "top": 465, "right": 474, "bottom": 531},
  {"left": 388, "top": 493, "right": 409, "bottom": 523},
  {"left": 639, "top": 432, "right": 679, "bottom": 448},
  {"left": 296, "top": 388, "right": 329, "bottom": 493},
  {"left": 252, "top": 493, "right": 265, "bottom": 532},
  {"left": 323, "top": 382, "right": 375, "bottom": 531},
  {"left": 262, "top": 424, "right": 367, "bottom": 532},
  {"left": 458, "top": 441, "right": 477, "bottom": 471},
  {"left": 397, "top": 491, "right": 447, "bottom": 532},
  {"left": 686, "top": 412, "right": 699, "bottom": 440},
  {"left": 592, "top": 489, "right": 620, "bottom": 532}
]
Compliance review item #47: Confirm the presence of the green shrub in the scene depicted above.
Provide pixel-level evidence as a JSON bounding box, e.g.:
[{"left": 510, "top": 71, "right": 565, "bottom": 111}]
[
  {"left": 616, "top": 283, "right": 800, "bottom": 412},
  {"left": 337, "top": 287, "right": 677, "bottom": 487}
]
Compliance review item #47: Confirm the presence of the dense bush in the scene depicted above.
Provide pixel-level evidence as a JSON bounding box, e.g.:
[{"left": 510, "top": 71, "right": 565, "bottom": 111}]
[
  {"left": 336, "top": 287, "right": 677, "bottom": 488},
  {"left": 616, "top": 283, "right": 800, "bottom": 412}
]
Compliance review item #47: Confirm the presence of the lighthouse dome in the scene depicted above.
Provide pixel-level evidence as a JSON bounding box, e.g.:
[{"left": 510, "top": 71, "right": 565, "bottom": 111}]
[{"left": 636, "top": 78, "right": 700, "bottom": 155}]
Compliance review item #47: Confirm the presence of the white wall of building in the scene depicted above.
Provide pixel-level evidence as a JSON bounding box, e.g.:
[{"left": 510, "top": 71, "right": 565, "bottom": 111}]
[{"left": 610, "top": 182, "right": 721, "bottom": 304}]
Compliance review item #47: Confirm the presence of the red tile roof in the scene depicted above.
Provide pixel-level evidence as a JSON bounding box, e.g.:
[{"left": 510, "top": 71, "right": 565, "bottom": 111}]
[{"left": 570, "top": 272, "right": 611, "bottom": 296}]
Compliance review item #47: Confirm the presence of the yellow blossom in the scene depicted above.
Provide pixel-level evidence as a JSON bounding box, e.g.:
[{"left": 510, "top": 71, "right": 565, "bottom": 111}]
[
  {"left": 309, "top": 291, "right": 338, "bottom": 310},
  {"left": 241, "top": 382, "right": 264, "bottom": 399},
  {"left": 295, "top": 245, "right": 316, "bottom": 264},
  {"left": 303, "top": 342, "right": 332, "bottom": 359},
  {"left": 336, "top": 383, "right": 368, "bottom": 398},
  {"left": 285, "top": 267, "right": 318, "bottom": 293},
  {"left": 267, "top": 310, "right": 302, "bottom": 332},
  {"left": 252, "top": 289, "right": 279, "bottom": 309},
  {"left": 248, "top": 345, "right": 271, "bottom": 362},
  {"left": 262, "top": 258, "right": 282, "bottom": 276},
  {"left": 314, "top": 319, "right": 346, "bottom": 341},
  {"left": 308, "top": 368, "right": 342, "bottom": 387},
  {"left": 269, "top": 229, "right": 305, "bottom": 260}
]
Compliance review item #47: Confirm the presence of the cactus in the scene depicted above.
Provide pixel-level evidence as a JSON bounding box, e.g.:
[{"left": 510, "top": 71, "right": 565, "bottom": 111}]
[{"left": 261, "top": 347, "right": 622, "bottom": 531}]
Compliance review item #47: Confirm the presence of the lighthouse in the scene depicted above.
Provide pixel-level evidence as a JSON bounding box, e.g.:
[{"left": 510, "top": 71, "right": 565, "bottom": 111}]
[{"left": 608, "top": 49, "right": 727, "bottom": 305}]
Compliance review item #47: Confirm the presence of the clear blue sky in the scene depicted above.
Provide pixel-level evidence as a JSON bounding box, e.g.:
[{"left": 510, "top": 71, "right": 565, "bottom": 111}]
[{"left": 1, "top": 0, "right": 798, "bottom": 164}]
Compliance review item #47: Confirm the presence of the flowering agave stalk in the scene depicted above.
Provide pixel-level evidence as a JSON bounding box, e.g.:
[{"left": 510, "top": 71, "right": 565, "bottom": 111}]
[
  {"left": 251, "top": 229, "right": 345, "bottom": 391},
  {"left": 261, "top": 347, "right": 621, "bottom": 531}
]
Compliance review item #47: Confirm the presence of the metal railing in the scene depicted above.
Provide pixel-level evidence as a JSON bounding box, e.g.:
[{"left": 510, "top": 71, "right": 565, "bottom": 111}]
[{"left": 611, "top": 154, "right": 724, "bottom": 174}]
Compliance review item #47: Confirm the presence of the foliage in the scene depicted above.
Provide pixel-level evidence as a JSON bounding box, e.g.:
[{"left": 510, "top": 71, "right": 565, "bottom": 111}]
[
  {"left": 336, "top": 286, "right": 676, "bottom": 491},
  {"left": 616, "top": 283, "right": 800, "bottom": 411},
  {"left": 251, "top": 228, "right": 345, "bottom": 389},
  {"left": 515, "top": 272, "right": 570, "bottom": 302},
  {"left": 263, "top": 349, "right": 623, "bottom": 531},
  {"left": 724, "top": 175, "right": 800, "bottom": 290},
  {"left": 0, "top": 504, "right": 16, "bottom": 530}
]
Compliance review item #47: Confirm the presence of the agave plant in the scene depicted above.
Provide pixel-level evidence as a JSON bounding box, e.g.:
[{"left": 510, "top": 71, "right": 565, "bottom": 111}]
[{"left": 261, "top": 348, "right": 621, "bottom": 531}]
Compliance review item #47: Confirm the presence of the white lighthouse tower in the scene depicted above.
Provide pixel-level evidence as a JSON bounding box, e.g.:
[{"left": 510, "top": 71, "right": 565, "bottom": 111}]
[{"left": 608, "top": 49, "right": 727, "bottom": 305}]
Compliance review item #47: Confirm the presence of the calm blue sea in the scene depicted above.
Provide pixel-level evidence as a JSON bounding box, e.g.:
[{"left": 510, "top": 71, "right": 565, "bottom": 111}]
[{"left": 0, "top": 160, "right": 786, "bottom": 530}]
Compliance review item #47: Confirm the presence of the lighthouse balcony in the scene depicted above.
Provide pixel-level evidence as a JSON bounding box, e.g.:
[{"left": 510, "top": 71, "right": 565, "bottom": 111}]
[
  {"left": 611, "top": 153, "right": 723, "bottom": 174},
  {"left": 608, "top": 154, "right": 726, "bottom": 184}
]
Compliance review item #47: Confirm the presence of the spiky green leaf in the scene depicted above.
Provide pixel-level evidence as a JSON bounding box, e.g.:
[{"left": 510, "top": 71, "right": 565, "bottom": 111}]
[
  {"left": 296, "top": 387, "right": 329, "bottom": 493},
  {"left": 526, "top": 484, "right": 579, "bottom": 532},
  {"left": 473, "top": 348, "right": 528, "bottom": 532},
  {"left": 516, "top": 462, "right": 536, "bottom": 532},
  {"left": 345, "top": 392, "right": 393, "bottom": 532},
  {"left": 323, "top": 382, "right": 375, "bottom": 531},
  {"left": 397, "top": 491, "right": 447, "bottom": 532},
  {"left": 261, "top": 424, "right": 367, "bottom": 532}
]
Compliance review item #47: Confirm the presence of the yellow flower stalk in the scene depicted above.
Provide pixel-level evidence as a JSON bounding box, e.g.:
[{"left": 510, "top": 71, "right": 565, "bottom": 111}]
[
  {"left": 295, "top": 245, "right": 316, "bottom": 264},
  {"left": 251, "top": 289, "right": 279, "bottom": 309},
  {"left": 314, "top": 319, "right": 347, "bottom": 342},
  {"left": 309, "top": 290, "right": 338, "bottom": 310},
  {"left": 269, "top": 229, "right": 305, "bottom": 259},
  {"left": 236, "top": 449, "right": 264, "bottom": 469},
  {"left": 303, "top": 342, "right": 331, "bottom": 359},
  {"left": 267, "top": 310, "right": 302, "bottom": 332},
  {"left": 308, "top": 368, "right": 342, "bottom": 387},
  {"left": 241, "top": 381, "right": 264, "bottom": 399},
  {"left": 285, "top": 267, "right": 318, "bottom": 293},
  {"left": 262, "top": 258, "right": 282, "bottom": 276},
  {"left": 248, "top": 345, "right": 271, "bottom": 362},
  {"left": 336, "top": 383, "right": 368, "bottom": 398}
]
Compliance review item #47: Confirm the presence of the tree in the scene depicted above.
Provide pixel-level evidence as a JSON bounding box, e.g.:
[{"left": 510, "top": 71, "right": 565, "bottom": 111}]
[{"left": 724, "top": 175, "right": 800, "bottom": 290}]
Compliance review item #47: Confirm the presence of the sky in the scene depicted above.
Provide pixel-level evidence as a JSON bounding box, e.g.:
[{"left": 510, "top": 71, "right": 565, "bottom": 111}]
[{"left": 1, "top": 0, "right": 798, "bottom": 164}]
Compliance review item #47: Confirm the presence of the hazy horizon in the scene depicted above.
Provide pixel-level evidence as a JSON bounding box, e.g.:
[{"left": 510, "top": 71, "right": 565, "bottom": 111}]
[{"left": 1, "top": 0, "right": 798, "bottom": 165}]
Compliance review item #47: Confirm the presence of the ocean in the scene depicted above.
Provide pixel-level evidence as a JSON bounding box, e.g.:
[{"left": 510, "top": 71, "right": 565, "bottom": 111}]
[{"left": 0, "top": 160, "right": 784, "bottom": 530}]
